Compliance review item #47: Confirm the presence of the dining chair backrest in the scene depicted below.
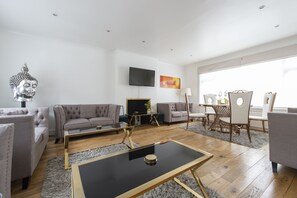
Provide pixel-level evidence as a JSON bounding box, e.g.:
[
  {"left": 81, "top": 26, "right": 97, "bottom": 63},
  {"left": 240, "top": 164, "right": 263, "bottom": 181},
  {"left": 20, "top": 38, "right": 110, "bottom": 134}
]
[
  {"left": 262, "top": 92, "right": 276, "bottom": 118},
  {"left": 229, "top": 90, "right": 253, "bottom": 124},
  {"left": 185, "top": 93, "right": 190, "bottom": 117},
  {"left": 203, "top": 94, "right": 217, "bottom": 104}
]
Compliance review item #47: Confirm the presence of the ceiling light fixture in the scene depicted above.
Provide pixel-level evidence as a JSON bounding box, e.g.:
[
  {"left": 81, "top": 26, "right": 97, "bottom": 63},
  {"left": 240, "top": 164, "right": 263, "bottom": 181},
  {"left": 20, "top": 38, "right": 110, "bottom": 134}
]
[
  {"left": 190, "top": 54, "right": 193, "bottom": 57},
  {"left": 274, "top": 25, "right": 280, "bottom": 28},
  {"left": 106, "top": 30, "right": 111, "bottom": 32},
  {"left": 142, "top": 40, "right": 146, "bottom": 43},
  {"left": 52, "top": 13, "right": 58, "bottom": 16},
  {"left": 170, "top": 49, "right": 174, "bottom": 51},
  {"left": 258, "top": 5, "right": 266, "bottom": 10}
]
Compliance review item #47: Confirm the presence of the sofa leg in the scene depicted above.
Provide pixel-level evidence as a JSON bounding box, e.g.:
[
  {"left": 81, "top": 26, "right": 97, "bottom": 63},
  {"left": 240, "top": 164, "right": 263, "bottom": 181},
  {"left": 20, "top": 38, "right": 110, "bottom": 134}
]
[
  {"left": 55, "top": 138, "right": 60, "bottom": 144},
  {"left": 272, "top": 162, "right": 278, "bottom": 173},
  {"left": 22, "top": 177, "right": 30, "bottom": 190}
]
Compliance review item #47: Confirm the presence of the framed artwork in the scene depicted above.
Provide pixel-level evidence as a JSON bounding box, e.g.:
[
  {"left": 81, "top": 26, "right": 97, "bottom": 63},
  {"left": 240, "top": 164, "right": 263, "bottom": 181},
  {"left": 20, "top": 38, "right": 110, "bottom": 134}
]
[{"left": 160, "top": 75, "right": 181, "bottom": 89}]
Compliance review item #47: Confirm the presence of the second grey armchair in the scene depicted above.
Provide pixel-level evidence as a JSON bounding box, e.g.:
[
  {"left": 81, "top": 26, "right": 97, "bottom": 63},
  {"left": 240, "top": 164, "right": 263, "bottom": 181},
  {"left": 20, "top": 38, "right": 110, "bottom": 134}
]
[
  {"left": 268, "top": 108, "right": 297, "bottom": 173},
  {"left": 0, "top": 124, "right": 14, "bottom": 198}
]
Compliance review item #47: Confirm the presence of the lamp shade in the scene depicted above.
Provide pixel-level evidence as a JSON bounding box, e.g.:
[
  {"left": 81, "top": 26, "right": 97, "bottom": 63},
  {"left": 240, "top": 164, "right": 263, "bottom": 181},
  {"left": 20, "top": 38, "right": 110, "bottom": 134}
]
[{"left": 181, "top": 88, "right": 192, "bottom": 96}]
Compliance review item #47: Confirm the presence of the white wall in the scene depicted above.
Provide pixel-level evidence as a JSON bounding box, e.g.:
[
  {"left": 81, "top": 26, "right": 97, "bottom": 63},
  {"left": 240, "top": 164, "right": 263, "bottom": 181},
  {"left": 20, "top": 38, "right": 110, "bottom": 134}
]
[
  {"left": 0, "top": 30, "right": 185, "bottom": 132},
  {"left": 113, "top": 50, "right": 185, "bottom": 112}
]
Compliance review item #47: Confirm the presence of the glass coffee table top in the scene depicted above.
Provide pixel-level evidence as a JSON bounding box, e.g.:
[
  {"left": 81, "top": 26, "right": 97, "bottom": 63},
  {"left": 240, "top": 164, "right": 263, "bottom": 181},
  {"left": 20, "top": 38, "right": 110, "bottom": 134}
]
[
  {"left": 72, "top": 141, "right": 210, "bottom": 198},
  {"left": 66, "top": 122, "right": 130, "bottom": 136}
]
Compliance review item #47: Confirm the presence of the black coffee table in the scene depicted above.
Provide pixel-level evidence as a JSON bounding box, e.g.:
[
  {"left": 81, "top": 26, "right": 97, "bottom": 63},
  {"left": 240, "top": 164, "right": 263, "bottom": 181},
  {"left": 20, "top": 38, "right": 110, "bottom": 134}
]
[{"left": 71, "top": 140, "right": 213, "bottom": 198}]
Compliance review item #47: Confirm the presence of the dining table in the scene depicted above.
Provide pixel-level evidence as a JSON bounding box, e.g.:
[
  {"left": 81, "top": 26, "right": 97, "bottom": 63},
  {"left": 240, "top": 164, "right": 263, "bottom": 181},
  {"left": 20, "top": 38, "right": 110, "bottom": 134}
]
[{"left": 201, "top": 103, "right": 230, "bottom": 131}]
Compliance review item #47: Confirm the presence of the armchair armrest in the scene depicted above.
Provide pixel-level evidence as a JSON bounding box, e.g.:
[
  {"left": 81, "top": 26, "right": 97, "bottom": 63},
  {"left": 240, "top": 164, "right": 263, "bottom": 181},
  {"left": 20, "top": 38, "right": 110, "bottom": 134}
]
[
  {"left": 0, "top": 115, "right": 34, "bottom": 180},
  {"left": 157, "top": 103, "right": 172, "bottom": 123},
  {"left": 268, "top": 112, "right": 297, "bottom": 170},
  {"left": 53, "top": 105, "right": 66, "bottom": 139},
  {"left": 108, "top": 104, "right": 121, "bottom": 123}
]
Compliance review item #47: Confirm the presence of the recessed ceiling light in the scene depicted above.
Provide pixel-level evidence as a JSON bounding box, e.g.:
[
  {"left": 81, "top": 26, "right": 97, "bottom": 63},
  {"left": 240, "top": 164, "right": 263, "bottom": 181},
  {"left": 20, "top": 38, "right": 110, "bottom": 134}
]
[
  {"left": 52, "top": 13, "right": 58, "bottom": 17},
  {"left": 170, "top": 49, "right": 174, "bottom": 51},
  {"left": 190, "top": 54, "right": 193, "bottom": 57},
  {"left": 106, "top": 30, "right": 111, "bottom": 32},
  {"left": 142, "top": 40, "right": 146, "bottom": 43},
  {"left": 274, "top": 25, "right": 280, "bottom": 28},
  {"left": 259, "top": 5, "right": 266, "bottom": 10}
]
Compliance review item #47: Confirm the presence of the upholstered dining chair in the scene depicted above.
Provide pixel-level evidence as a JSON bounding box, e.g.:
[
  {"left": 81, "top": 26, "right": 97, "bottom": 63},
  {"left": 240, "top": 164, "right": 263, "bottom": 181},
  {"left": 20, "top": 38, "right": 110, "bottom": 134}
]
[
  {"left": 185, "top": 93, "right": 206, "bottom": 129},
  {"left": 0, "top": 124, "right": 14, "bottom": 198},
  {"left": 249, "top": 92, "right": 276, "bottom": 132},
  {"left": 203, "top": 94, "right": 217, "bottom": 125},
  {"left": 219, "top": 90, "right": 253, "bottom": 142}
]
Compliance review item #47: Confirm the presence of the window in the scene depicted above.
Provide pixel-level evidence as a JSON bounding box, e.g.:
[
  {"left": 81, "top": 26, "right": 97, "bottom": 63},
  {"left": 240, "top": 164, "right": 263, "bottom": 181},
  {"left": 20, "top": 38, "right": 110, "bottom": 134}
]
[{"left": 199, "top": 56, "right": 297, "bottom": 107}]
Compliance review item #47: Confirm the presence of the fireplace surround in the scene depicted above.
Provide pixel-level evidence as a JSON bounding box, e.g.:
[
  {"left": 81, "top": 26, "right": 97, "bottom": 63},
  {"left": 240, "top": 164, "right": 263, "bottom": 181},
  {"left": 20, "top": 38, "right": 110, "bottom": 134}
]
[{"left": 126, "top": 98, "right": 150, "bottom": 115}]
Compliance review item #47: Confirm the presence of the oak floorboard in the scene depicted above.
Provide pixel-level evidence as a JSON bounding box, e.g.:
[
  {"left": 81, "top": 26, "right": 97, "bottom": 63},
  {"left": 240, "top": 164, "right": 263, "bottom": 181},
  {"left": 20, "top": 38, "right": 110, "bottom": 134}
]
[{"left": 11, "top": 122, "right": 297, "bottom": 198}]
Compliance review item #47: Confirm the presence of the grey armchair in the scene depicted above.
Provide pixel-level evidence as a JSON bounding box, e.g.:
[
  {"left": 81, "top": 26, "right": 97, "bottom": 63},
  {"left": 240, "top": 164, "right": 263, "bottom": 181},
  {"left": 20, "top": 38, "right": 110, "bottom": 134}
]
[
  {"left": 0, "top": 107, "right": 49, "bottom": 189},
  {"left": 268, "top": 108, "right": 297, "bottom": 172},
  {"left": 0, "top": 124, "right": 14, "bottom": 198}
]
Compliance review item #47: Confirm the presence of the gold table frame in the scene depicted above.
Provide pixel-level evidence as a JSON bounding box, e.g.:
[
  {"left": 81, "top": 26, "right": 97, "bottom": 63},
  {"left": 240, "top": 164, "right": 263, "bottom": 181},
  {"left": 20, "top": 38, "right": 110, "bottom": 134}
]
[
  {"left": 64, "top": 124, "right": 135, "bottom": 170},
  {"left": 127, "top": 112, "right": 160, "bottom": 126},
  {"left": 71, "top": 140, "right": 213, "bottom": 198}
]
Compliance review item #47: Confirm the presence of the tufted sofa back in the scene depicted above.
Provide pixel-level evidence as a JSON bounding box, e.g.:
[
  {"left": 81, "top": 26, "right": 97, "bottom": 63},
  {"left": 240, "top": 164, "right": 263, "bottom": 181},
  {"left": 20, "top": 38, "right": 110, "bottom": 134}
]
[
  {"left": 96, "top": 105, "right": 109, "bottom": 117},
  {"left": 62, "top": 105, "right": 81, "bottom": 120},
  {"left": 61, "top": 105, "right": 111, "bottom": 120},
  {"left": 0, "top": 108, "right": 48, "bottom": 128}
]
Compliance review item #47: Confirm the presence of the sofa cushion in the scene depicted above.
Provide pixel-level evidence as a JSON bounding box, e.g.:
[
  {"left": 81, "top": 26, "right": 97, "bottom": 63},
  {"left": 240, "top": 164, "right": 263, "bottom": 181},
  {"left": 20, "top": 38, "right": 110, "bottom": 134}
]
[
  {"left": 172, "top": 111, "right": 182, "bottom": 118},
  {"left": 64, "top": 118, "right": 91, "bottom": 130},
  {"left": 96, "top": 105, "right": 109, "bottom": 117},
  {"left": 63, "top": 105, "right": 81, "bottom": 120},
  {"left": 35, "top": 127, "right": 47, "bottom": 143},
  {"left": 180, "top": 111, "right": 188, "bottom": 117},
  {"left": 89, "top": 117, "right": 114, "bottom": 127},
  {"left": 80, "top": 105, "right": 97, "bottom": 118},
  {"left": 169, "top": 103, "right": 176, "bottom": 111},
  {"left": 176, "top": 103, "right": 186, "bottom": 111},
  {"left": 172, "top": 111, "right": 188, "bottom": 118}
]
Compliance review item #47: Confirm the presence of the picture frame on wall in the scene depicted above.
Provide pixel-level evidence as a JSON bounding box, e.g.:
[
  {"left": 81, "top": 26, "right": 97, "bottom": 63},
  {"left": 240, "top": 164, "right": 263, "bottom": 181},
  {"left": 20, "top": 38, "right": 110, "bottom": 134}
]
[{"left": 160, "top": 75, "right": 180, "bottom": 89}]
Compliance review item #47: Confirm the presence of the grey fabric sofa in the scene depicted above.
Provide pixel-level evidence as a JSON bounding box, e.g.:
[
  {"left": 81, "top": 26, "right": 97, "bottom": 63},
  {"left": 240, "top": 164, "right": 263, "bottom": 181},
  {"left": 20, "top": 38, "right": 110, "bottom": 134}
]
[
  {"left": 0, "top": 107, "right": 49, "bottom": 189},
  {"left": 0, "top": 124, "right": 14, "bottom": 198},
  {"left": 53, "top": 104, "right": 121, "bottom": 141},
  {"left": 157, "top": 102, "right": 192, "bottom": 124},
  {"left": 268, "top": 107, "right": 297, "bottom": 172}
]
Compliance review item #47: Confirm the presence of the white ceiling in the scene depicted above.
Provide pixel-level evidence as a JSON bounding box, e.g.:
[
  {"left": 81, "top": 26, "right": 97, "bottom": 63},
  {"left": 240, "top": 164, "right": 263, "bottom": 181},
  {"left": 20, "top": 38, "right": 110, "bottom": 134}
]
[{"left": 1, "top": 0, "right": 297, "bottom": 66}]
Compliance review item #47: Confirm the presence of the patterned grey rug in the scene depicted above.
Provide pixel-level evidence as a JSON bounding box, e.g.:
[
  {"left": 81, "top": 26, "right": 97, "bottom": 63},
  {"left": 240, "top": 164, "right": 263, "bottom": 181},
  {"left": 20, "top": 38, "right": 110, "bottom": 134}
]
[
  {"left": 182, "top": 123, "right": 268, "bottom": 149},
  {"left": 41, "top": 143, "right": 223, "bottom": 198}
]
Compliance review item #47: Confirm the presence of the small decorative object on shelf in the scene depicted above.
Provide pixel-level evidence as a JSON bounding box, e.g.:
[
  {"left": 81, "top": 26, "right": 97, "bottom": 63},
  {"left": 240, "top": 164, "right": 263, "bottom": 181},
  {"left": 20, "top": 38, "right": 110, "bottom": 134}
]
[
  {"left": 9, "top": 63, "right": 38, "bottom": 107},
  {"left": 144, "top": 154, "right": 157, "bottom": 166},
  {"left": 96, "top": 125, "right": 102, "bottom": 129},
  {"left": 144, "top": 101, "right": 151, "bottom": 114}
]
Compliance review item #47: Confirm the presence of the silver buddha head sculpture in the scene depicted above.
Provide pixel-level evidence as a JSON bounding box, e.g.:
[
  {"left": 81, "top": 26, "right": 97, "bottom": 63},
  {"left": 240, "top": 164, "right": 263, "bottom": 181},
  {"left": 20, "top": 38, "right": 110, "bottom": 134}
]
[{"left": 9, "top": 63, "right": 38, "bottom": 102}]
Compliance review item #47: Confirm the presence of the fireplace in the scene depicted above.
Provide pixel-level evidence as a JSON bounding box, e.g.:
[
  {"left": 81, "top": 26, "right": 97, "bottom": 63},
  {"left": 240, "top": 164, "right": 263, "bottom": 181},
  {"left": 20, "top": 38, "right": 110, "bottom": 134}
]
[{"left": 126, "top": 98, "right": 150, "bottom": 115}]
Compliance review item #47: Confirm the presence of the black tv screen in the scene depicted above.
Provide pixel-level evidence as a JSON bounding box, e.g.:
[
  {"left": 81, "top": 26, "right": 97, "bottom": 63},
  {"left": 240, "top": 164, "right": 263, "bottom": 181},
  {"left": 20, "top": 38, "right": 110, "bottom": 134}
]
[{"left": 129, "top": 67, "right": 155, "bottom": 87}]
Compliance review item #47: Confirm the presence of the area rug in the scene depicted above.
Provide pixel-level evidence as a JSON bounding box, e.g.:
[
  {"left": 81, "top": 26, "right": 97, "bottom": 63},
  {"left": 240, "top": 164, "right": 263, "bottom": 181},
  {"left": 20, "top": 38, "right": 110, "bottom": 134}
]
[
  {"left": 41, "top": 143, "right": 223, "bottom": 198},
  {"left": 181, "top": 123, "right": 268, "bottom": 149}
]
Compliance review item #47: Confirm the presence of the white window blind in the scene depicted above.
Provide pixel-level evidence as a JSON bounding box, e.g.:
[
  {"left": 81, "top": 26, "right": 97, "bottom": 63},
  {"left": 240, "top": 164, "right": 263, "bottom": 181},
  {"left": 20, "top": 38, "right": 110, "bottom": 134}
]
[{"left": 199, "top": 56, "right": 297, "bottom": 107}]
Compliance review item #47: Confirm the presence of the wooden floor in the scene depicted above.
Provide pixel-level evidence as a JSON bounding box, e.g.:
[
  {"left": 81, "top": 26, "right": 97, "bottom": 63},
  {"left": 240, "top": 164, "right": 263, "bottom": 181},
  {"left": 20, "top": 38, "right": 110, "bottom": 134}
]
[{"left": 11, "top": 122, "right": 297, "bottom": 198}]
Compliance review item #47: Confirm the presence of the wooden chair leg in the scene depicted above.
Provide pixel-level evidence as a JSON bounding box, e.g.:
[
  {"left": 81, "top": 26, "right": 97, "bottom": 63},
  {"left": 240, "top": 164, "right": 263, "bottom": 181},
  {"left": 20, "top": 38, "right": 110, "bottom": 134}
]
[
  {"left": 262, "top": 120, "right": 266, "bottom": 132},
  {"left": 202, "top": 118, "right": 206, "bottom": 127},
  {"left": 186, "top": 118, "right": 189, "bottom": 130},
  {"left": 229, "top": 124, "right": 232, "bottom": 142},
  {"left": 247, "top": 124, "right": 252, "bottom": 143},
  {"left": 207, "top": 114, "right": 210, "bottom": 125}
]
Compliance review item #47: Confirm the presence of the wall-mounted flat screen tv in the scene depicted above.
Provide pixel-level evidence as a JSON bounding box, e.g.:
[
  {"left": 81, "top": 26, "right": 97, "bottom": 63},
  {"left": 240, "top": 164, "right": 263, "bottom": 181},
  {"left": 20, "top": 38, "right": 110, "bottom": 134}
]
[{"left": 129, "top": 67, "right": 155, "bottom": 87}]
